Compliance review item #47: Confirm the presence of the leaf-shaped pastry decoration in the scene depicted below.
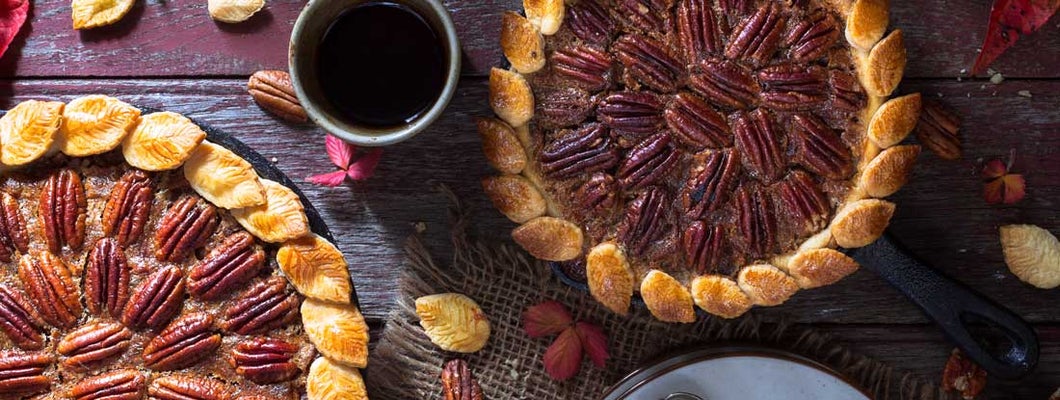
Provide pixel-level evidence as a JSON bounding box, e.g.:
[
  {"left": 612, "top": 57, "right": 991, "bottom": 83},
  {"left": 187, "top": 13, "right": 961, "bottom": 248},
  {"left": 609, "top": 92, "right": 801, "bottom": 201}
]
[
  {"left": 122, "top": 112, "right": 206, "bottom": 171},
  {"left": 183, "top": 141, "right": 266, "bottom": 209},
  {"left": 59, "top": 95, "right": 141, "bottom": 157},
  {"left": 415, "top": 293, "right": 491, "bottom": 353},
  {"left": 1000, "top": 224, "right": 1060, "bottom": 289},
  {"left": 301, "top": 299, "right": 370, "bottom": 368},
  {"left": 231, "top": 179, "right": 309, "bottom": 243},
  {"left": 0, "top": 100, "right": 64, "bottom": 166},
  {"left": 208, "top": 0, "right": 265, "bottom": 23},
  {"left": 276, "top": 234, "right": 352, "bottom": 304},
  {"left": 71, "top": 0, "right": 136, "bottom": 29},
  {"left": 306, "top": 357, "right": 369, "bottom": 400}
]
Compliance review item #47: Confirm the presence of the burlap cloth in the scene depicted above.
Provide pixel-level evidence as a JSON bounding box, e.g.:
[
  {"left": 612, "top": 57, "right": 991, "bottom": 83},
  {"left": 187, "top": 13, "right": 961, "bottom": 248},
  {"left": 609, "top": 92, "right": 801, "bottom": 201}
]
[{"left": 365, "top": 189, "right": 950, "bottom": 399}]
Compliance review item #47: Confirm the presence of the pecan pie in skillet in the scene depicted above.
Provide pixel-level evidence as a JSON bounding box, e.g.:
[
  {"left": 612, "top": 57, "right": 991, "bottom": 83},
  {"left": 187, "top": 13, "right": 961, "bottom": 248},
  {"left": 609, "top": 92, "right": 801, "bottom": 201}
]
[
  {"left": 0, "top": 96, "right": 369, "bottom": 399},
  {"left": 481, "top": 0, "right": 922, "bottom": 321}
]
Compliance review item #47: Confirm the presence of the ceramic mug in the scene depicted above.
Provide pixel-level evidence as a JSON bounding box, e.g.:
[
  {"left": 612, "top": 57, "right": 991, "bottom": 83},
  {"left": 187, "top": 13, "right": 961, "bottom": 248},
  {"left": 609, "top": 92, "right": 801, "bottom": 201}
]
[{"left": 288, "top": 0, "right": 461, "bottom": 146}]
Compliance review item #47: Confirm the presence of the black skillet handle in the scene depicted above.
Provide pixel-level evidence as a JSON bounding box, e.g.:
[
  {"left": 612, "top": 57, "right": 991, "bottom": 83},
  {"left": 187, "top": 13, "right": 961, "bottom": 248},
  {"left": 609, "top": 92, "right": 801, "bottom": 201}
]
[{"left": 847, "top": 234, "right": 1039, "bottom": 380}]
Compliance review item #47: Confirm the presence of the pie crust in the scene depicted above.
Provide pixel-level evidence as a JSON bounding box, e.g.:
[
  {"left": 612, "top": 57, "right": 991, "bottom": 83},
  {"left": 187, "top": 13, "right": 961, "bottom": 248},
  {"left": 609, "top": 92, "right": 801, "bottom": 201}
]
[
  {"left": 483, "top": 0, "right": 920, "bottom": 321},
  {"left": 0, "top": 97, "right": 369, "bottom": 399}
]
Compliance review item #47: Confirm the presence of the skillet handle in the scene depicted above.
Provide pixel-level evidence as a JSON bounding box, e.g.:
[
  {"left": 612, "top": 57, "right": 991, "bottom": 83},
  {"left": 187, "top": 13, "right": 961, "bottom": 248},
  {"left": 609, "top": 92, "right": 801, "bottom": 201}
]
[{"left": 847, "top": 234, "right": 1039, "bottom": 380}]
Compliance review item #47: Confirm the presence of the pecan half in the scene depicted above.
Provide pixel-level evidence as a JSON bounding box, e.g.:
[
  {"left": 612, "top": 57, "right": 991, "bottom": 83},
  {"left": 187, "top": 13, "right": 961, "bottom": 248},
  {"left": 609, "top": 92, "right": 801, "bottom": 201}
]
[
  {"left": 18, "top": 251, "right": 82, "bottom": 328},
  {"left": 248, "top": 70, "right": 308, "bottom": 123},
  {"left": 830, "top": 70, "right": 867, "bottom": 112},
  {"left": 620, "top": 187, "right": 672, "bottom": 257},
  {"left": 441, "top": 359, "right": 484, "bottom": 400},
  {"left": 121, "top": 265, "right": 186, "bottom": 330},
  {"left": 229, "top": 337, "right": 300, "bottom": 384},
  {"left": 57, "top": 320, "right": 133, "bottom": 369},
  {"left": 616, "top": 133, "right": 680, "bottom": 190},
  {"left": 915, "top": 98, "right": 962, "bottom": 160},
  {"left": 665, "top": 92, "right": 732, "bottom": 149},
  {"left": 790, "top": 113, "right": 854, "bottom": 180},
  {"left": 101, "top": 170, "right": 154, "bottom": 246},
  {"left": 616, "top": 0, "right": 667, "bottom": 33},
  {"left": 758, "top": 64, "right": 828, "bottom": 110},
  {"left": 597, "top": 91, "right": 665, "bottom": 137},
  {"left": 575, "top": 173, "right": 617, "bottom": 215},
  {"left": 689, "top": 59, "right": 759, "bottom": 109},
  {"left": 736, "top": 187, "right": 776, "bottom": 258},
  {"left": 0, "top": 351, "right": 53, "bottom": 396},
  {"left": 154, "top": 196, "right": 220, "bottom": 263},
  {"left": 732, "top": 109, "right": 785, "bottom": 184},
  {"left": 539, "top": 123, "right": 618, "bottom": 179},
  {"left": 784, "top": 11, "right": 838, "bottom": 62},
  {"left": 143, "top": 312, "right": 221, "bottom": 371},
  {"left": 70, "top": 369, "right": 146, "bottom": 400},
  {"left": 536, "top": 87, "right": 596, "bottom": 129},
  {"left": 187, "top": 232, "right": 265, "bottom": 301},
  {"left": 551, "top": 45, "right": 612, "bottom": 92},
  {"left": 39, "top": 169, "right": 87, "bottom": 253},
  {"left": 148, "top": 375, "right": 235, "bottom": 400},
  {"left": 85, "top": 238, "right": 131, "bottom": 319},
  {"left": 0, "top": 192, "right": 28, "bottom": 263},
  {"left": 683, "top": 221, "right": 726, "bottom": 275},
  {"left": 614, "top": 34, "right": 683, "bottom": 93},
  {"left": 0, "top": 285, "right": 45, "bottom": 350},
  {"left": 718, "top": 0, "right": 751, "bottom": 16},
  {"left": 725, "top": 3, "right": 784, "bottom": 64},
  {"left": 677, "top": 0, "right": 722, "bottom": 60},
  {"left": 567, "top": 0, "right": 613, "bottom": 44},
  {"left": 221, "top": 276, "right": 300, "bottom": 335},
  {"left": 777, "top": 170, "right": 831, "bottom": 234},
  {"left": 681, "top": 149, "right": 740, "bottom": 219}
]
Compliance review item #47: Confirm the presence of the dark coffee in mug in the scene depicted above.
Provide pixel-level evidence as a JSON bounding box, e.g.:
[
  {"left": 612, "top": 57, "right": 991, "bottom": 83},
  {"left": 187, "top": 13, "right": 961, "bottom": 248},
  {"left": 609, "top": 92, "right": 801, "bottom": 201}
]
[{"left": 316, "top": 2, "right": 447, "bottom": 128}]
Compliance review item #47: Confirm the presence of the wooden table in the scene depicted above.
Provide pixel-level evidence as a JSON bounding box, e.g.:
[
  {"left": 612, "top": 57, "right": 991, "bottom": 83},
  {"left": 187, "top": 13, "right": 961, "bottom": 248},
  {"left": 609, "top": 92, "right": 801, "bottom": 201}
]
[{"left": 1, "top": 0, "right": 1057, "bottom": 397}]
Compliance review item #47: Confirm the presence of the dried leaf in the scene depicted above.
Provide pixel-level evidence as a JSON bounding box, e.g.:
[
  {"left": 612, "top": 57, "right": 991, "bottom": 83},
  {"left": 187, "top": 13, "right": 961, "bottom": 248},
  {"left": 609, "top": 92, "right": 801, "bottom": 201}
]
[
  {"left": 971, "top": 0, "right": 1060, "bottom": 74},
  {"left": 0, "top": 0, "right": 28, "bottom": 60},
  {"left": 981, "top": 157, "right": 1025, "bottom": 204},
  {"left": 325, "top": 134, "right": 354, "bottom": 169},
  {"left": 306, "top": 170, "right": 348, "bottom": 187},
  {"left": 347, "top": 148, "right": 383, "bottom": 181},
  {"left": 574, "top": 322, "right": 608, "bottom": 368},
  {"left": 523, "top": 300, "right": 573, "bottom": 338},
  {"left": 941, "top": 348, "right": 987, "bottom": 399},
  {"left": 543, "top": 326, "right": 582, "bottom": 381}
]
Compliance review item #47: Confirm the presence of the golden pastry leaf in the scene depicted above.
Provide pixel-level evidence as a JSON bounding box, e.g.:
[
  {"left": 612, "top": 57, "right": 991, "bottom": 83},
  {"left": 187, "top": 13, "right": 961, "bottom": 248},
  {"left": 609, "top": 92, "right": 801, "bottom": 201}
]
[
  {"left": 302, "top": 299, "right": 370, "bottom": 368},
  {"left": 232, "top": 179, "right": 309, "bottom": 243},
  {"left": 415, "top": 293, "right": 491, "bottom": 353},
  {"left": 183, "top": 141, "right": 266, "bottom": 209},
  {"left": 690, "top": 275, "right": 752, "bottom": 319},
  {"left": 277, "top": 234, "right": 352, "bottom": 304},
  {"left": 208, "top": 0, "right": 265, "bottom": 23},
  {"left": 586, "top": 242, "right": 634, "bottom": 316},
  {"left": 640, "top": 270, "right": 695, "bottom": 323},
  {"left": 59, "top": 95, "right": 141, "bottom": 157},
  {"left": 1000, "top": 224, "right": 1060, "bottom": 289},
  {"left": 307, "top": 357, "right": 369, "bottom": 400},
  {"left": 0, "top": 100, "right": 63, "bottom": 166},
  {"left": 72, "top": 0, "right": 136, "bottom": 29},
  {"left": 122, "top": 111, "right": 206, "bottom": 171}
]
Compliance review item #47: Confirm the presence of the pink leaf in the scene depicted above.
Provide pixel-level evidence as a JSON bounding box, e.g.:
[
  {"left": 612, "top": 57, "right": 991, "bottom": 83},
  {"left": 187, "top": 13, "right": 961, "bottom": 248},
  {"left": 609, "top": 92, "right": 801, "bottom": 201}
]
[
  {"left": 325, "top": 135, "right": 355, "bottom": 170},
  {"left": 971, "top": 0, "right": 1060, "bottom": 74},
  {"left": 346, "top": 148, "right": 383, "bottom": 181},
  {"left": 523, "top": 301, "right": 574, "bottom": 338},
  {"left": 543, "top": 327, "right": 583, "bottom": 381},
  {"left": 575, "top": 322, "right": 609, "bottom": 368},
  {"left": 0, "top": 0, "right": 29, "bottom": 61},
  {"left": 306, "top": 170, "right": 348, "bottom": 187}
]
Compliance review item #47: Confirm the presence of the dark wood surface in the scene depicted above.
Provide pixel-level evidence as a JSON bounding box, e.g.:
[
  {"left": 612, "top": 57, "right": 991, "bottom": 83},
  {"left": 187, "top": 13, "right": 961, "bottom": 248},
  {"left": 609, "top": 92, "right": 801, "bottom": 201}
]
[{"left": 1, "top": 0, "right": 1057, "bottom": 398}]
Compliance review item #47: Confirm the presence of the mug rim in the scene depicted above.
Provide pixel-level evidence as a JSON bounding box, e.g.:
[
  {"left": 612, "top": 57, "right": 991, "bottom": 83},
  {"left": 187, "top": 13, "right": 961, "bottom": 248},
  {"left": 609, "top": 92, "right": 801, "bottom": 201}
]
[{"left": 288, "top": 0, "right": 461, "bottom": 147}]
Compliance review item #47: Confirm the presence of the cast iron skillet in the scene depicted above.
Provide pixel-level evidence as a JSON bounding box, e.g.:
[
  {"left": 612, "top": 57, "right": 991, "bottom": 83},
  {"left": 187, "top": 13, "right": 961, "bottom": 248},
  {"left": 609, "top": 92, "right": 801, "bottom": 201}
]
[{"left": 551, "top": 234, "right": 1039, "bottom": 380}]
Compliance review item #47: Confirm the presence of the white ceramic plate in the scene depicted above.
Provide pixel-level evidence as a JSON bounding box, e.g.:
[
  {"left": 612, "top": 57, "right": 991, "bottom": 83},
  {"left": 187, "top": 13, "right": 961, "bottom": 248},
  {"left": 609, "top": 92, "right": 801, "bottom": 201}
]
[{"left": 600, "top": 345, "right": 871, "bottom": 400}]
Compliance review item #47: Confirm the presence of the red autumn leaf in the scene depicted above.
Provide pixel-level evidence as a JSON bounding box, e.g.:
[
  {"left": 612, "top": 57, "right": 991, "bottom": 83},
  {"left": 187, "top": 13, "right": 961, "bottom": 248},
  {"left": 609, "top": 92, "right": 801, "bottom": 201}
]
[
  {"left": 346, "top": 148, "right": 383, "bottom": 181},
  {"left": 981, "top": 157, "right": 1026, "bottom": 204},
  {"left": 574, "top": 322, "right": 609, "bottom": 368},
  {"left": 523, "top": 300, "right": 574, "bottom": 338},
  {"left": 543, "top": 326, "right": 583, "bottom": 381},
  {"left": 306, "top": 170, "right": 348, "bottom": 187},
  {"left": 0, "top": 0, "right": 29, "bottom": 60},
  {"left": 971, "top": 0, "right": 1060, "bottom": 74},
  {"left": 325, "top": 134, "right": 354, "bottom": 169}
]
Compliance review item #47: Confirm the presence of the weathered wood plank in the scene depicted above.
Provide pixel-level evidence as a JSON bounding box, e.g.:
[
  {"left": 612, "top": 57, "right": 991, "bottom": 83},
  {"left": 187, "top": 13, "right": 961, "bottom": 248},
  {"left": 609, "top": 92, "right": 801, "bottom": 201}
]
[
  {"left": 0, "top": 0, "right": 1057, "bottom": 78},
  {"left": 0, "top": 78, "right": 1057, "bottom": 326}
]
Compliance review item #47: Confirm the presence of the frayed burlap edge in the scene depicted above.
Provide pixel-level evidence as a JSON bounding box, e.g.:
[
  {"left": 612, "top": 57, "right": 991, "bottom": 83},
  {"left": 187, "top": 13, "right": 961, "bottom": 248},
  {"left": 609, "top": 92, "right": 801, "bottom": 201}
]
[{"left": 365, "top": 186, "right": 949, "bottom": 399}]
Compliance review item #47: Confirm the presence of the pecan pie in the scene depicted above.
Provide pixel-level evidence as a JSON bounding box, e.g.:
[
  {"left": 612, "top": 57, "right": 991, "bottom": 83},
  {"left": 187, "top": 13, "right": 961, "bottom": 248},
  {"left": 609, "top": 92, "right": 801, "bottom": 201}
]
[
  {"left": 482, "top": 0, "right": 921, "bottom": 321},
  {"left": 0, "top": 96, "right": 369, "bottom": 399}
]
